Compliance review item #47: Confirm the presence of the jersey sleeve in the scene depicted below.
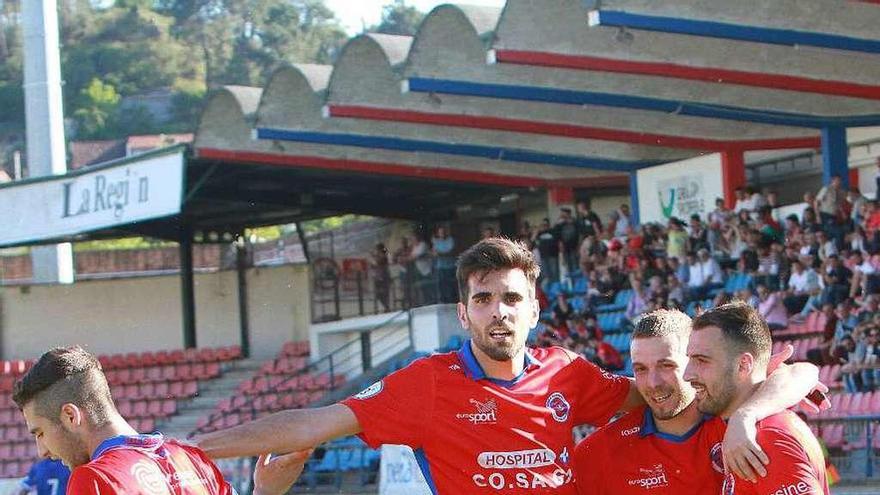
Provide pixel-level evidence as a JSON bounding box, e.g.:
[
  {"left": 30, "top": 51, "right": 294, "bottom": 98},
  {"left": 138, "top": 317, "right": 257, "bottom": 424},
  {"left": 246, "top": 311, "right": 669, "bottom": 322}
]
[
  {"left": 19, "top": 463, "right": 36, "bottom": 488},
  {"left": 66, "top": 467, "right": 116, "bottom": 495},
  {"left": 573, "top": 434, "right": 607, "bottom": 495},
  {"left": 568, "top": 353, "right": 630, "bottom": 426},
  {"left": 738, "top": 427, "right": 825, "bottom": 494},
  {"left": 340, "top": 358, "right": 435, "bottom": 449}
]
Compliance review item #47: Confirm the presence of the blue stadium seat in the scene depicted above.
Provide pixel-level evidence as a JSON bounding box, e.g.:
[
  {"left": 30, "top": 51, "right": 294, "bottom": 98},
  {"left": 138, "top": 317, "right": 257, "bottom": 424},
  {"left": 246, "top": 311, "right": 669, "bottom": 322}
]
[{"left": 596, "top": 289, "right": 633, "bottom": 313}]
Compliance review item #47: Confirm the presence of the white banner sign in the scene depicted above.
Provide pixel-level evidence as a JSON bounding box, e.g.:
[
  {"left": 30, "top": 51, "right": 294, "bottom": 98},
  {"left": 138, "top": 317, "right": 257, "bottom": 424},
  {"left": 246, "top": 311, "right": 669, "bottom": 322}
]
[
  {"left": 379, "top": 444, "right": 432, "bottom": 495},
  {"left": 0, "top": 150, "right": 184, "bottom": 247},
  {"left": 636, "top": 153, "right": 724, "bottom": 225}
]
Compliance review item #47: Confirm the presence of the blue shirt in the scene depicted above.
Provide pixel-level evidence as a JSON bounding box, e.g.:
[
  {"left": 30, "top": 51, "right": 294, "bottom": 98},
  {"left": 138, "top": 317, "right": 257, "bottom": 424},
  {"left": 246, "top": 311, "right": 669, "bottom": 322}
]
[{"left": 20, "top": 459, "right": 69, "bottom": 495}]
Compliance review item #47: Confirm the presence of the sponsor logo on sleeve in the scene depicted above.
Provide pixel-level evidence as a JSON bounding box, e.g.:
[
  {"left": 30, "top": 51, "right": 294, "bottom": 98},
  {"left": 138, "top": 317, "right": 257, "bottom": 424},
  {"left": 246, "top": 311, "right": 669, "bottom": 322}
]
[
  {"left": 710, "top": 442, "right": 724, "bottom": 474},
  {"left": 353, "top": 380, "right": 384, "bottom": 400}
]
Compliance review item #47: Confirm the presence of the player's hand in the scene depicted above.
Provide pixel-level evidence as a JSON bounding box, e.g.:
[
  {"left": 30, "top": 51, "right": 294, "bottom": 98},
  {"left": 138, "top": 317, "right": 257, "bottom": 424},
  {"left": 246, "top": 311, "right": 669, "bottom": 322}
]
[
  {"left": 723, "top": 411, "right": 768, "bottom": 483},
  {"left": 766, "top": 343, "right": 793, "bottom": 374},
  {"left": 253, "top": 450, "right": 313, "bottom": 495},
  {"left": 767, "top": 345, "right": 831, "bottom": 413}
]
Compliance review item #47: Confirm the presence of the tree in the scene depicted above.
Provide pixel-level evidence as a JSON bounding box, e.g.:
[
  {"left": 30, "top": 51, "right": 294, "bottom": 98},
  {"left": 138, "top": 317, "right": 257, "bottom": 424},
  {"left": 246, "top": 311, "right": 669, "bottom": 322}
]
[
  {"left": 72, "top": 78, "right": 120, "bottom": 138},
  {"left": 371, "top": 0, "right": 424, "bottom": 36}
]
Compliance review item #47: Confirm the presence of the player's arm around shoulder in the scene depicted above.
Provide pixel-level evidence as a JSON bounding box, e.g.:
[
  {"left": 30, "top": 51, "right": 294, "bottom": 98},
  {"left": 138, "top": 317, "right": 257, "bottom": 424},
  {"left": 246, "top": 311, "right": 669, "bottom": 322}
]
[
  {"left": 195, "top": 403, "right": 361, "bottom": 459},
  {"left": 563, "top": 346, "right": 641, "bottom": 419}
]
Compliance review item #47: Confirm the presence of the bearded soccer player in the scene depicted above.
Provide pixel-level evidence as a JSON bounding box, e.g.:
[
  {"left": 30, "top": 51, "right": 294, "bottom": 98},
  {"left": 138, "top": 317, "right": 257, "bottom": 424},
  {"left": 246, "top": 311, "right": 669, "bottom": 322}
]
[
  {"left": 11, "top": 346, "right": 307, "bottom": 495},
  {"left": 684, "top": 302, "right": 830, "bottom": 494},
  {"left": 574, "top": 309, "right": 823, "bottom": 494},
  {"left": 195, "top": 238, "right": 810, "bottom": 494}
]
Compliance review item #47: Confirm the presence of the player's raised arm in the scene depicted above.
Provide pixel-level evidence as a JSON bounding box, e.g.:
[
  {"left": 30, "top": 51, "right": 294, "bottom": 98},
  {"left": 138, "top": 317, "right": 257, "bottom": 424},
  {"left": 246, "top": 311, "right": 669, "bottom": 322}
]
[{"left": 194, "top": 403, "right": 360, "bottom": 459}]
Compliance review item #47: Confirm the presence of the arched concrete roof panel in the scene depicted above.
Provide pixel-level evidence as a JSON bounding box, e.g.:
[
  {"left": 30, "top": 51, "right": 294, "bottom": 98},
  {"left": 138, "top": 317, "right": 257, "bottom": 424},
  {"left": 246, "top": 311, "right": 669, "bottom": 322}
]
[
  {"left": 256, "top": 64, "right": 331, "bottom": 129},
  {"left": 496, "top": 0, "right": 880, "bottom": 87},
  {"left": 329, "top": 92, "right": 817, "bottom": 143},
  {"left": 405, "top": 4, "right": 501, "bottom": 78},
  {"left": 482, "top": 63, "right": 880, "bottom": 117},
  {"left": 195, "top": 86, "right": 264, "bottom": 151},
  {"left": 327, "top": 33, "right": 413, "bottom": 106},
  {"left": 598, "top": 0, "right": 880, "bottom": 41}
]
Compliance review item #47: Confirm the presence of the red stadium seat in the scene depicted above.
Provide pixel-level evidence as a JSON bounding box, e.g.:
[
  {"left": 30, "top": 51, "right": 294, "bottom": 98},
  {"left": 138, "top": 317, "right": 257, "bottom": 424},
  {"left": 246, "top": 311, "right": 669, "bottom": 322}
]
[
  {"left": 183, "top": 381, "right": 198, "bottom": 397},
  {"left": 132, "top": 400, "right": 149, "bottom": 418},
  {"left": 176, "top": 363, "right": 193, "bottom": 381},
  {"left": 154, "top": 382, "right": 169, "bottom": 399},
  {"left": 161, "top": 400, "right": 176, "bottom": 417}
]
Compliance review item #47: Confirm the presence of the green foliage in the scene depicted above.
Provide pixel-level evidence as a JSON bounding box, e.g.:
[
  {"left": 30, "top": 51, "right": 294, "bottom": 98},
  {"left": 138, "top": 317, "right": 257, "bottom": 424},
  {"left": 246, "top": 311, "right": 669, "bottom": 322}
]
[
  {"left": 371, "top": 0, "right": 425, "bottom": 36},
  {"left": 72, "top": 78, "right": 121, "bottom": 138}
]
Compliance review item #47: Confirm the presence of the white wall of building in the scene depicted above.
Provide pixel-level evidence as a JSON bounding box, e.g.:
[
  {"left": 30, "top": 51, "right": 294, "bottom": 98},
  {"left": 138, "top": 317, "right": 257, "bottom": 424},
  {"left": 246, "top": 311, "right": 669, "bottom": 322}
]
[{"left": 0, "top": 264, "right": 311, "bottom": 360}]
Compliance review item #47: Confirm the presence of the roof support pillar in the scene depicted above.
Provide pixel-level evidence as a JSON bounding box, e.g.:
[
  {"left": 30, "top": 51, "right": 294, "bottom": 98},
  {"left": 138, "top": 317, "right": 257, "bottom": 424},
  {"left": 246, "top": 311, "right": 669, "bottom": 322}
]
[
  {"left": 821, "top": 127, "right": 849, "bottom": 188},
  {"left": 721, "top": 149, "right": 746, "bottom": 210},
  {"left": 179, "top": 225, "right": 197, "bottom": 349},
  {"left": 236, "top": 236, "right": 251, "bottom": 359},
  {"left": 629, "top": 170, "right": 640, "bottom": 226},
  {"left": 547, "top": 186, "right": 574, "bottom": 214}
]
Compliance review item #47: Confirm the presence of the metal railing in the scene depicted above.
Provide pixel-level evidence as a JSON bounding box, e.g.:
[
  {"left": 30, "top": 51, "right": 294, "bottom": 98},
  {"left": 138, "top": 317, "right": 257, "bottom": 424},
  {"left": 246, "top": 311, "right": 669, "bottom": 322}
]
[
  {"left": 812, "top": 416, "right": 880, "bottom": 482},
  {"left": 200, "top": 311, "right": 416, "bottom": 492},
  {"left": 311, "top": 265, "right": 458, "bottom": 323}
]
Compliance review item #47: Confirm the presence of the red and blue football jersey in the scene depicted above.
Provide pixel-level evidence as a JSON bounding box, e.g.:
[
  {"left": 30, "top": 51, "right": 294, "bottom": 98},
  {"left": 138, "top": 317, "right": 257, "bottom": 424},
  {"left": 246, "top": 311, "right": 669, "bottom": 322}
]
[
  {"left": 66, "top": 434, "right": 236, "bottom": 495},
  {"left": 720, "top": 411, "right": 829, "bottom": 495},
  {"left": 341, "top": 341, "right": 631, "bottom": 494},
  {"left": 574, "top": 405, "right": 727, "bottom": 494}
]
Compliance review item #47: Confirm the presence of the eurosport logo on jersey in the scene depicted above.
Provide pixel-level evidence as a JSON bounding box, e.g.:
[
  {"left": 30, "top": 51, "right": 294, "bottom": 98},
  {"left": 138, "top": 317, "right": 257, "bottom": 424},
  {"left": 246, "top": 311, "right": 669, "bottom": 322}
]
[
  {"left": 626, "top": 464, "right": 669, "bottom": 490},
  {"left": 456, "top": 398, "right": 498, "bottom": 425}
]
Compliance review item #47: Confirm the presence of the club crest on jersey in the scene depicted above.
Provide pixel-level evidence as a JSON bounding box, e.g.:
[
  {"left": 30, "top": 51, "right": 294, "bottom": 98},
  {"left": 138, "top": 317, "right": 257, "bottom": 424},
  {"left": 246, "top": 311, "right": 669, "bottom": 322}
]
[
  {"left": 353, "top": 380, "right": 383, "bottom": 400},
  {"left": 546, "top": 392, "right": 570, "bottom": 422},
  {"left": 722, "top": 472, "right": 735, "bottom": 495},
  {"left": 710, "top": 442, "right": 725, "bottom": 474}
]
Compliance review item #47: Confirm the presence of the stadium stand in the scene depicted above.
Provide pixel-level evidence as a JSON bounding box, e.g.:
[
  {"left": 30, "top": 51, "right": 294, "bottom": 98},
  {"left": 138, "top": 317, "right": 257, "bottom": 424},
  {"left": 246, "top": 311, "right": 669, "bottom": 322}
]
[{"left": 0, "top": 346, "right": 242, "bottom": 477}]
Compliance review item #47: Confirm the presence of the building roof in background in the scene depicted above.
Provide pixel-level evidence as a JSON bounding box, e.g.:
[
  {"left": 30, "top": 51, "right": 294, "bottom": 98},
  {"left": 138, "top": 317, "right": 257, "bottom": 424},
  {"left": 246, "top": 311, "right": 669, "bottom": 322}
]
[{"left": 69, "top": 139, "right": 126, "bottom": 170}]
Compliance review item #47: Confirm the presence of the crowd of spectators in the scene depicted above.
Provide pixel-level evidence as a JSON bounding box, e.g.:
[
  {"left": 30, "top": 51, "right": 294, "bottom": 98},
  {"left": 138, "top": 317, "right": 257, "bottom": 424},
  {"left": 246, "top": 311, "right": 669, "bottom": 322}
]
[{"left": 520, "top": 170, "right": 880, "bottom": 382}]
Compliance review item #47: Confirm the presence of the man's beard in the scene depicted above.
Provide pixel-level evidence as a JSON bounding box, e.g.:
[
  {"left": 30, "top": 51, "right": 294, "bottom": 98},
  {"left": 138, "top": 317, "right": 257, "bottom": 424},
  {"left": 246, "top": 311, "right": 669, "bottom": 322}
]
[{"left": 471, "top": 320, "right": 523, "bottom": 362}]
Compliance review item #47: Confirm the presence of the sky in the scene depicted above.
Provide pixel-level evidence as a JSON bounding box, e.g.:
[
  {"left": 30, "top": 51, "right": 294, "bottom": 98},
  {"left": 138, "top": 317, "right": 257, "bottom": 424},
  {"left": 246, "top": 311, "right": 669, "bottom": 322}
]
[{"left": 324, "top": 0, "right": 506, "bottom": 35}]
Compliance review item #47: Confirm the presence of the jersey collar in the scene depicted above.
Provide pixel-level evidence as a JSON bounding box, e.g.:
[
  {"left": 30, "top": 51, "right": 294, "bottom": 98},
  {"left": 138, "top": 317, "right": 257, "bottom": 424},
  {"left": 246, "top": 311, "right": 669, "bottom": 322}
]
[
  {"left": 91, "top": 433, "right": 165, "bottom": 460},
  {"left": 639, "top": 407, "right": 711, "bottom": 443},
  {"left": 456, "top": 339, "right": 542, "bottom": 387}
]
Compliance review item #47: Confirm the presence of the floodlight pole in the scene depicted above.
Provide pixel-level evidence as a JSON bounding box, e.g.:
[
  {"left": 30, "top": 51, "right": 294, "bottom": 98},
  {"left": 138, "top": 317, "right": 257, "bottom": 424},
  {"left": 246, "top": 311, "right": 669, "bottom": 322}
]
[{"left": 180, "top": 226, "right": 197, "bottom": 349}]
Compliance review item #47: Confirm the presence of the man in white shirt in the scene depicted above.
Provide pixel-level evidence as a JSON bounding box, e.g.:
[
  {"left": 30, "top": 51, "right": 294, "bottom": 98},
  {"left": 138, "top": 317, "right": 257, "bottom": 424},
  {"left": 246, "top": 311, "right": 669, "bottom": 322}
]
[
  {"left": 784, "top": 259, "right": 820, "bottom": 315},
  {"left": 687, "top": 248, "right": 724, "bottom": 301}
]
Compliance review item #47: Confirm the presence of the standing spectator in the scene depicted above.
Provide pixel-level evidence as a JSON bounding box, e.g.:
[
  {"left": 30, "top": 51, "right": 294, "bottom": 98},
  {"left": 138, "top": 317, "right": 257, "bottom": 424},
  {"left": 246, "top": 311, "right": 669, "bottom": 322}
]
[
  {"left": 609, "top": 203, "right": 632, "bottom": 238},
  {"left": 865, "top": 201, "right": 880, "bottom": 252},
  {"left": 517, "top": 221, "right": 534, "bottom": 249},
  {"left": 816, "top": 175, "right": 846, "bottom": 243},
  {"left": 535, "top": 218, "right": 560, "bottom": 287},
  {"left": 708, "top": 198, "right": 731, "bottom": 253},
  {"left": 687, "top": 214, "right": 709, "bottom": 253},
  {"left": 666, "top": 217, "right": 688, "bottom": 260},
  {"left": 848, "top": 188, "right": 868, "bottom": 227},
  {"left": 576, "top": 200, "right": 603, "bottom": 239},
  {"left": 370, "top": 243, "right": 391, "bottom": 312},
  {"left": 557, "top": 207, "right": 581, "bottom": 277},
  {"left": 410, "top": 234, "right": 434, "bottom": 305},
  {"left": 432, "top": 226, "right": 457, "bottom": 303},
  {"left": 733, "top": 187, "right": 752, "bottom": 214},
  {"left": 392, "top": 236, "right": 412, "bottom": 306}
]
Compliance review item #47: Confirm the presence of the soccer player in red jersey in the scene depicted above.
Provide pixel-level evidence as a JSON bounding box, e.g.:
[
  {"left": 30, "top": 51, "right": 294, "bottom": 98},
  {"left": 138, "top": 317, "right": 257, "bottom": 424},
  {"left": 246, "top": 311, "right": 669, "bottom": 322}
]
[
  {"left": 574, "top": 309, "right": 822, "bottom": 495},
  {"left": 195, "top": 238, "right": 812, "bottom": 494},
  {"left": 12, "top": 346, "right": 306, "bottom": 495},
  {"left": 684, "top": 302, "right": 830, "bottom": 495}
]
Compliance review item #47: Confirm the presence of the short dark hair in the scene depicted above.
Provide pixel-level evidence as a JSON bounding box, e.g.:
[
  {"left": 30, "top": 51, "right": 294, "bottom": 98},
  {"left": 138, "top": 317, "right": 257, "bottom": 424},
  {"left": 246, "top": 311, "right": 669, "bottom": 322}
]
[
  {"left": 632, "top": 309, "right": 692, "bottom": 340},
  {"left": 456, "top": 237, "right": 540, "bottom": 302},
  {"left": 12, "top": 346, "right": 116, "bottom": 426},
  {"left": 691, "top": 302, "right": 771, "bottom": 367}
]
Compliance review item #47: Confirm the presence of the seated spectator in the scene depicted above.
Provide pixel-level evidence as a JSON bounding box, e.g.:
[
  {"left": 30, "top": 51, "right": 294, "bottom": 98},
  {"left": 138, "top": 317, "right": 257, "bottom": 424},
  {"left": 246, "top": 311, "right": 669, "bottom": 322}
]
[
  {"left": 666, "top": 273, "right": 685, "bottom": 308},
  {"left": 737, "top": 287, "right": 759, "bottom": 309},
  {"left": 686, "top": 248, "right": 724, "bottom": 300},
  {"left": 756, "top": 284, "right": 788, "bottom": 332},
  {"left": 820, "top": 254, "right": 852, "bottom": 307},
  {"left": 624, "top": 277, "right": 649, "bottom": 322},
  {"left": 784, "top": 259, "right": 821, "bottom": 315}
]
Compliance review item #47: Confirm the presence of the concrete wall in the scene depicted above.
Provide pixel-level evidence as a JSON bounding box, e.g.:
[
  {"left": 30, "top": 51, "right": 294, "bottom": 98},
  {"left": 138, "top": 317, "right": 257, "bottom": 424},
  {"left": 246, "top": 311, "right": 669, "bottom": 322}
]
[{"left": 0, "top": 264, "right": 310, "bottom": 360}]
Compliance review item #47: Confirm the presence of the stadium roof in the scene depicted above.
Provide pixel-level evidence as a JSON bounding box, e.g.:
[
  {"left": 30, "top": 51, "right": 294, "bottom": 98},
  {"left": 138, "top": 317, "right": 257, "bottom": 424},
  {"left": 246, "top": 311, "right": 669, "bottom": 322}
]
[{"left": 5, "top": 0, "right": 880, "bottom": 248}]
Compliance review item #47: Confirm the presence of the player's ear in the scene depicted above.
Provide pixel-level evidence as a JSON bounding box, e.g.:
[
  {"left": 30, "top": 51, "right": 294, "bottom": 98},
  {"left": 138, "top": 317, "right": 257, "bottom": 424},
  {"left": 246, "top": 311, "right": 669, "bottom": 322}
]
[
  {"left": 457, "top": 302, "right": 470, "bottom": 330},
  {"left": 59, "top": 403, "right": 83, "bottom": 430},
  {"left": 529, "top": 293, "right": 540, "bottom": 328},
  {"left": 737, "top": 353, "right": 756, "bottom": 376}
]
